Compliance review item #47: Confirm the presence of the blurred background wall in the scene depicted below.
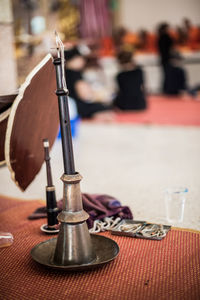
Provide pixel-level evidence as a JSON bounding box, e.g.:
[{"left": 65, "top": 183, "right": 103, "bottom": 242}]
[
  {"left": 0, "top": 0, "right": 17, "bottom": 94},
  {"left": 118, "top": 0, "right": 200, "bottom": 31},
  {"left": 1, "top": 0, "right": 200, "bottom": 94}
]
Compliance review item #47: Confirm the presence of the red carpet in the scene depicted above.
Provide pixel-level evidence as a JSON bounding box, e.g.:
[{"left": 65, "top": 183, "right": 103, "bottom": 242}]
[
  {"left": 0, "top": 196, "right": 200, "bottom": 300},
  {"left": 115, "top": 95, "right": 200, "bottom": 126}
]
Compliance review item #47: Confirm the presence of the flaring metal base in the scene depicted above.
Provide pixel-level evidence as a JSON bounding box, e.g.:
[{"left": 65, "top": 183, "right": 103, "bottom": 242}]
[{"left": 31, "top": 234, "right": 119, "bottom": 271}]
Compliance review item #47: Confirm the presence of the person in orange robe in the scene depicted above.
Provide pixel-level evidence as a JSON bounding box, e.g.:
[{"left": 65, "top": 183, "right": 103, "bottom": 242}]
[
  {"left": 123, "top": 31, "right": 139, "bottom": 46},
  {"left": 138, "top": 30, "right": 157, "bottom": 53},
  {"left": 182, "top": 18, "right": 200, "bottom": 50},
  {"left": 99, "top": 36, "right": 115, "bottom": 57}
]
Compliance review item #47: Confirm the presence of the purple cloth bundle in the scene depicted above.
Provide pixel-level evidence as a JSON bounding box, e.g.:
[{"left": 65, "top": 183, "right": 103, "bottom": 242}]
[{"left": 28, "top": 193, "right": 133, "bottom": 228}]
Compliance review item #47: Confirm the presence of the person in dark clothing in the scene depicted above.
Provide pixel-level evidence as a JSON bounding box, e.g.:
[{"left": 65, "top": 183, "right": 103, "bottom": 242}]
[
  {"left": 164, "top": 51, "right": 200, "bottom": 99},
  {"left": 114, "top": 50, "right": 146, "bottom": 110},
  {"left": 157, "top": 23, "right": 174, "bottom": 92},
  {"left": 64, "top": 47, "right": 113, "bottom": 119},
  {"left": 164, "top": 65, "right": 186, "bottom": 95},
  {"left": 189, "top": 84, "right": 200, "bottom": 99},
  {"left": 164, "top": 52, "right": 187, "bottom": 95},
  {"left": 157, "top": 23, "right": 174, "bottom": 66}
]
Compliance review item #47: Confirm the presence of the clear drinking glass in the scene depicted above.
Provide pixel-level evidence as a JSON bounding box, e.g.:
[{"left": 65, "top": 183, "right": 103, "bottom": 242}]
[
  {"left": 0, "top": 232, "right": 13, "bottom": 248},
  {"left": 164, "top": 187, "right": 188, "bottom": 224}
]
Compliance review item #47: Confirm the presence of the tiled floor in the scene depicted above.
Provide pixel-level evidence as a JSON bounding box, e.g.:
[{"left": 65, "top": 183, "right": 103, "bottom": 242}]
[{"left": 1, "top": 122, "right": 200, "bottom": 230}]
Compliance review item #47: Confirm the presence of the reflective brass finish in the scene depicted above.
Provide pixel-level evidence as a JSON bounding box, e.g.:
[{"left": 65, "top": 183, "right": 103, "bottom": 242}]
[
  {"left": 54, "top": 222, "right": 96, "bottom": 265},
  {"left": 31, "top": 171, "right": 119, "bottom": 269},
  {"left": 53, "top": 172, "right": 96, "bottom": 265},
  {"left": 30, "top": 53, "right": 119, "bottom": 271},
  {"left": 31, "top": 234, "right": 119, "bottom": 271},
  {"left": 57, "top": 173, "right": 89, "bottom": 223}
]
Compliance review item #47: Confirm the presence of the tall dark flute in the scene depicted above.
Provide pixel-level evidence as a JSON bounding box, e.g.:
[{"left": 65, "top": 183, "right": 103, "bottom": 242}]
[
  {"left": 43, "top": 138, "right": 58, "bottom": 228},
  {"left": 53, "top": 58, "right": 75, "bottom": 175}
]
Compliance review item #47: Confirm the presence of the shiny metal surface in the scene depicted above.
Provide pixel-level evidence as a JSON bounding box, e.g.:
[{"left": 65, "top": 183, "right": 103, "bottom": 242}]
[
  {"left": 31, "top": 234, "right": 119, "bottom": 271},
  {"left": 31, "top": 171, "right": 119, "bottom": 270},
  {"left": 31, "top": 54, "right": 119, "bottom": 270},
  {"left": 54, "top": 222, "right": 96, "bottom": 265},
  {"left": 53, "top": 173, "right": 96, "bottom": 265},
  {"left": 31, "top": 172, "right": 120, "bottom": 269}
]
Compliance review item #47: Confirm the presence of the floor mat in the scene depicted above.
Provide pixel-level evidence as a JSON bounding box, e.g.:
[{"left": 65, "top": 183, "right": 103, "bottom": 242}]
[
  {"left": 0, "top": 196, "right": 200, "bottom": 300},
  {"left": 115, "top": 95, "right": 200, "bottom": 126}
]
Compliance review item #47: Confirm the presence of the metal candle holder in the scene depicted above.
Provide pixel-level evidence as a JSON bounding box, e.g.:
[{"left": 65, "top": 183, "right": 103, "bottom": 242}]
[{"left": 31, "top": 51, "right": 119, "bottom": 271}]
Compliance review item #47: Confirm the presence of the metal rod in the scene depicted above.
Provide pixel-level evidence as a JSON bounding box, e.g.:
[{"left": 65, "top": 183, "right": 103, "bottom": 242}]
[
  {"left": 43, "top": 138, "right": 53, "bottom": 186},
  {"left": 53, "top": 58, "right": 75, "bottom": 175}
]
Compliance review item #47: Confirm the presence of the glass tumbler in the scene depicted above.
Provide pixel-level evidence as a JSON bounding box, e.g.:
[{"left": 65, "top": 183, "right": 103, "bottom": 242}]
[{"left": 164, "top": 187, "right": 188, "bottom": 224}]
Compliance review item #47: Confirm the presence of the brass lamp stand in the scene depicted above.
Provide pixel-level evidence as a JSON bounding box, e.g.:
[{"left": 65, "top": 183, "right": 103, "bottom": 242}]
[{"left": 31, "top": 48, "right": 119, "bottom": 271}]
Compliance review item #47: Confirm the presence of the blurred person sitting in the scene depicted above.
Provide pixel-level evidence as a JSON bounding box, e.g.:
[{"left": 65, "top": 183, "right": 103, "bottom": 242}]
[
  {"left": 137, "top": 29, "right": 157, "bottom": 53},
  {"left": 189, "top": 84, "right": 200, "bottom": 100},
  {"left": 182, "top": 18, "right": 200, "bottom": 50},
  {"left": 197, "top": 25, "right": 200, "bottom": 44},
  {"left": 114, "top": 50, "right": 147, "bottom": 110},
  {"left": 64, "top": 47, "right": 113, "bottom": 120},
  {"left": 123, "top": 31, "right": 139, "bottom": 48},
  {"left": 164, "top": 51, "right": 200, "bottom": 99},
  {"left": 112, "top": 26, "right": 127, "bottom": 52},
  {"left": 99, "top": 36, "right": 115, "bottom": 57},
  {"left": 174, "top": 26, "right": 188, "bottom": 47},
  {"left": 112, "top": 26, "right": 139, "bottom": 53},
  {"left": 83, "top": 55, "right": 112, "bottom": 104},
  {"left": 163, "top": 52, "right": 187, "bottom": 96}
]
